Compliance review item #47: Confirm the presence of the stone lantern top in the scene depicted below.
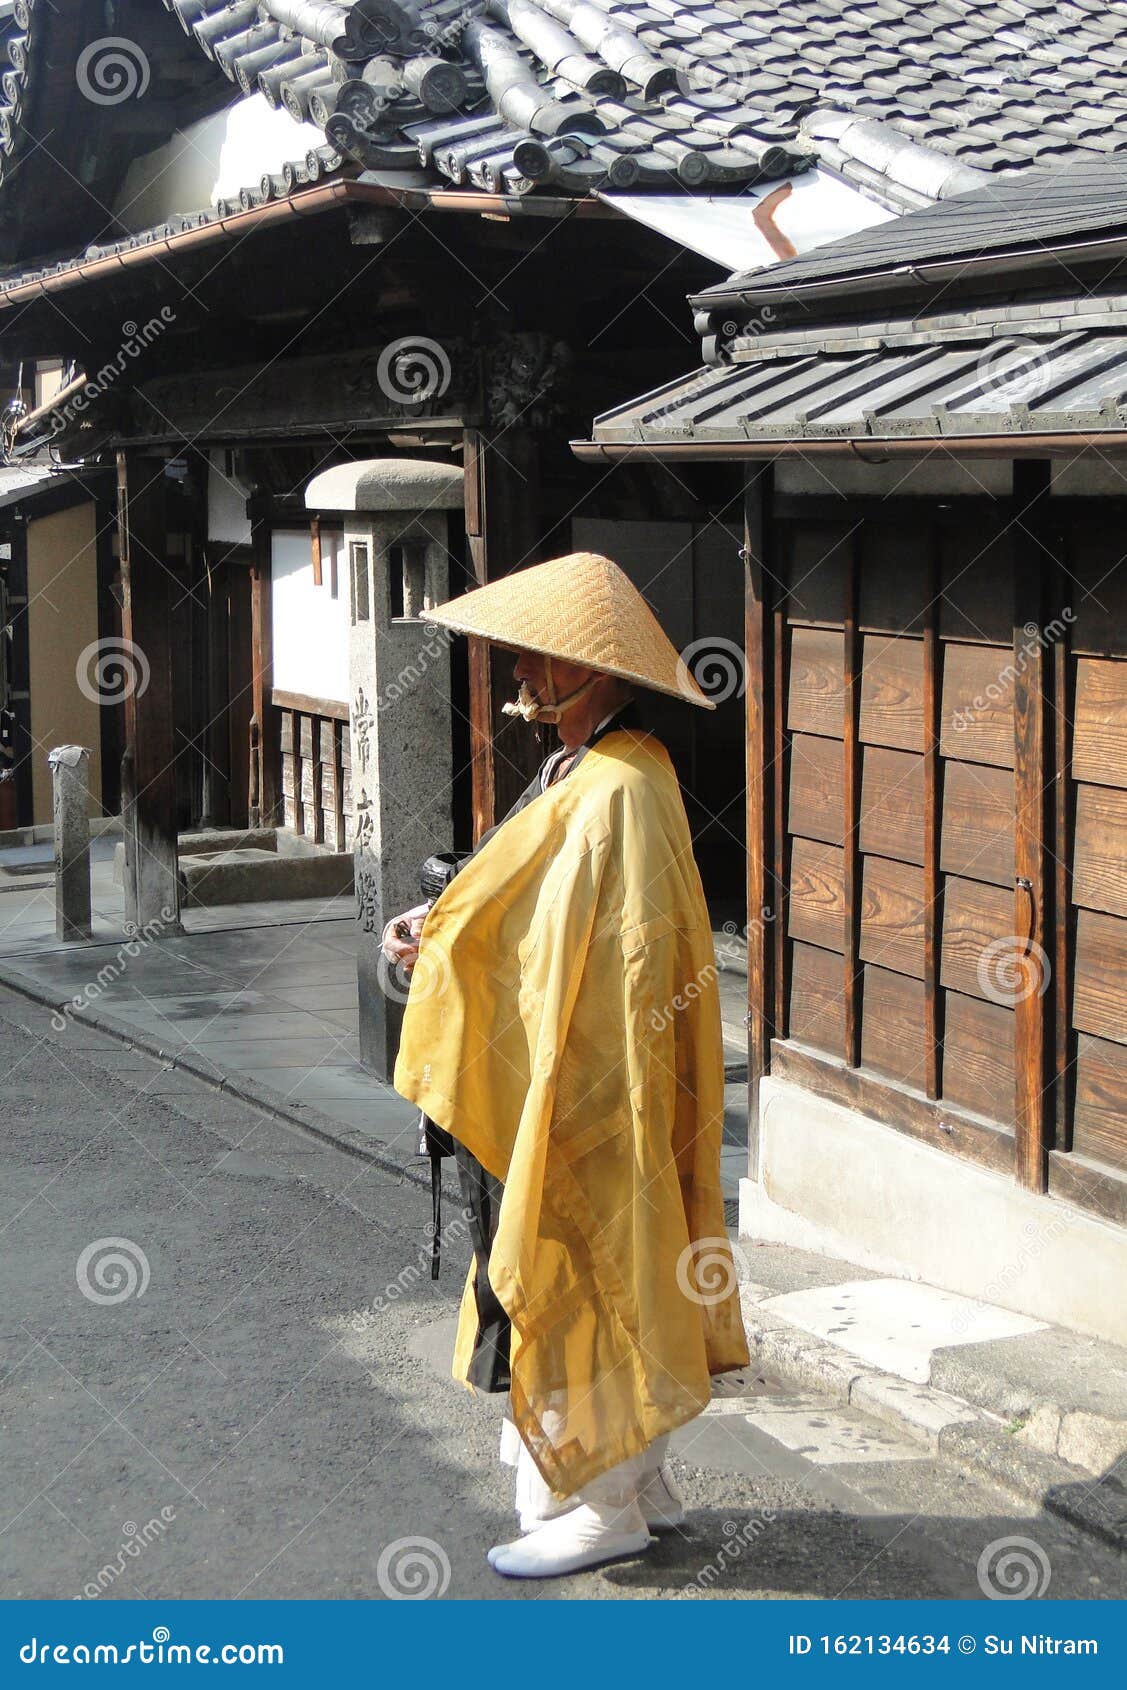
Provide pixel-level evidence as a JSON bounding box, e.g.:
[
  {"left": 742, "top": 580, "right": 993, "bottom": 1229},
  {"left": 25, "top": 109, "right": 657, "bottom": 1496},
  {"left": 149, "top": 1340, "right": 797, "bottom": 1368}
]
[{"left": 305, "top": 459, "right": 463, "bottom": 515}]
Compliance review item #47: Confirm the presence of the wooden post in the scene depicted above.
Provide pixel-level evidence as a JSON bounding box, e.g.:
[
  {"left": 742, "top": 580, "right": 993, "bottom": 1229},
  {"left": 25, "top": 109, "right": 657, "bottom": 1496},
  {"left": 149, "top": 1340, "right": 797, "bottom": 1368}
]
[
  {"left": 462, "top": 425, "right": 547, "bottom": 837},
  {"left": 200, "top": 548, "right": 231, "bottom": 830},
  {"left": 842, "top": 529, "right": 863, "bottom": 1067},
  {"left": 922, "top": 530, "right": 944, "bottom": 1100},
  {"left": 772, "top": 529, "right": 791, "bottom": 1044},
  {"left": 743, "top": 466, "right": 774, "bottom": 1179},
  {"left": 117, "top": 451, "right": 181, "bottom": 932},
  {"left": 1012, "top": 458, "right": 1051, "bottom": 1193},
  {"left": 1051, "top": 545, "right": 1074, "bottom": 1151},
  {"left": 250, "top": 514, "right": 280, "bottom": 828}
]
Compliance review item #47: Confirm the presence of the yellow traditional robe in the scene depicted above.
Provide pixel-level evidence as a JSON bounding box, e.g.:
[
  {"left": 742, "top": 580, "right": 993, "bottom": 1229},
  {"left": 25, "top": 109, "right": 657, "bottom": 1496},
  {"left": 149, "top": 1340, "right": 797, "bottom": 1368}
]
[{"left": 393, "top": 727, "right": 749, "bottom": 1497}]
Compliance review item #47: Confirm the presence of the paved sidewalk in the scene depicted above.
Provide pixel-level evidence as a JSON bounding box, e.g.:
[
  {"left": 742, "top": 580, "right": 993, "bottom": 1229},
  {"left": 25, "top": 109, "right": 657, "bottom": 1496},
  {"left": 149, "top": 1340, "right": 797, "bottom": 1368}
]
[
  {"left": 736, "top": 1241, "right": 1127, "bottom": 1552},
  {"left": 0, "top": 839, "right": 750, "bottom": 1197}
]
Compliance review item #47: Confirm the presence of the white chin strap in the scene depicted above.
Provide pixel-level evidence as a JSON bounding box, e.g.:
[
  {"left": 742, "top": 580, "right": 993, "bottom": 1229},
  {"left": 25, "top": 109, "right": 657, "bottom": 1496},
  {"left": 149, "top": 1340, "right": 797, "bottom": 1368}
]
[{"left": 501, "top": 654, "right": 601, "bottom": 725}]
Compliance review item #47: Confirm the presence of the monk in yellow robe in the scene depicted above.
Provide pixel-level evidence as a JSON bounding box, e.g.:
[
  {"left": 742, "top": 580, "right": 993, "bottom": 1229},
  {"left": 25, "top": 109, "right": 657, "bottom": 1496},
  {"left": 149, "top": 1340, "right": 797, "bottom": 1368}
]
[{"left": 386, "top": 552, "right": 749, "bottom": 1578}]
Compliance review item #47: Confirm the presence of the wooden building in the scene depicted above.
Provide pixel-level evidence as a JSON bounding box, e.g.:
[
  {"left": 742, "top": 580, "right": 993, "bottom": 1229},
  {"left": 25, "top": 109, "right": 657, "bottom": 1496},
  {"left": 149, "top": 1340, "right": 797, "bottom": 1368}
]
[
  {"left": 2, "top": 4, "right": 1126, "bottom": 1322},
  {"left": 580, "top": 158, "right": 1127, "bottom": 1343}
]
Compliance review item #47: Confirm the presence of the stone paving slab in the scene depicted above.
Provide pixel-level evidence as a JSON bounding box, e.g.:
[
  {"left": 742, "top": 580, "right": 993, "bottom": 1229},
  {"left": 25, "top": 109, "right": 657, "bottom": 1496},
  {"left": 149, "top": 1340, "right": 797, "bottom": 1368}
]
[{"left": 734, "top": 1241, "right": 1127, "bottom": 1546}]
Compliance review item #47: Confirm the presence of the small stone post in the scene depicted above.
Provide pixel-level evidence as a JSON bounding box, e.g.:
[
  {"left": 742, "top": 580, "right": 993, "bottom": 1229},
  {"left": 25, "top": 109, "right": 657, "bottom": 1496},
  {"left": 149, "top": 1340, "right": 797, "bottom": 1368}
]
[{"left": 48, "top": 745, "right": 92, "bottom": 942}]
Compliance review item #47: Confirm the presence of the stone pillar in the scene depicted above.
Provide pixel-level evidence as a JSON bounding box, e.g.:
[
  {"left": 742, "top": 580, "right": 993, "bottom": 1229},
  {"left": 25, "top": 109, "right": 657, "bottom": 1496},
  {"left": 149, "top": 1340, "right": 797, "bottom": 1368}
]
[
  {"left": 48, "top": 745, "right": 92, "bottom": 942},
  {"left": 305, "top": 459, "right": 462, "bottom": 1080},
  {"left": 117, "top": 452, "right": 182, "bottom": 933}
]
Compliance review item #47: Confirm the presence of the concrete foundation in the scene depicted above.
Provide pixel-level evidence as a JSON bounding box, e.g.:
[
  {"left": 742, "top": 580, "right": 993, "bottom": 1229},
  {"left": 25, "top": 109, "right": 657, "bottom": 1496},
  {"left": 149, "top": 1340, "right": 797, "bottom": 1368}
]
[
  {"left": 112, "top": 828, "right": 354, "bottom": 906},
  {"left": 740, "top": 1076, "right": 1127, "bottom": 1350}
]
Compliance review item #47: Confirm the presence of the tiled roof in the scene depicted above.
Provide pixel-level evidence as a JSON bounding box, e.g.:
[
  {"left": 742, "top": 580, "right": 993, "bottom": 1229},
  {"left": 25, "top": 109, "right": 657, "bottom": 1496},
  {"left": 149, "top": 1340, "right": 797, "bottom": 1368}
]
[
  {"left": 2, "top": 0, "right": 1127, "bottom": 276},
  {"left": 586, "top": 290, "right": 1127, "bottom": 448},
  {"left": 696, "top": 156, "right": 1127, "bottom": 307},
  {"left": 155, "top": 0, "right": 1127, "bottom": 202}
]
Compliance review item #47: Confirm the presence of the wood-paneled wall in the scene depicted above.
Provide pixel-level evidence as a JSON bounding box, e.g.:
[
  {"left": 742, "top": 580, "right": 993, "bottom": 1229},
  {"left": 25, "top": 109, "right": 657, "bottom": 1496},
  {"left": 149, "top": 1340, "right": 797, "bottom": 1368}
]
[{"left": 748, "top": 484, "right": 1127, "bottom": 1215}]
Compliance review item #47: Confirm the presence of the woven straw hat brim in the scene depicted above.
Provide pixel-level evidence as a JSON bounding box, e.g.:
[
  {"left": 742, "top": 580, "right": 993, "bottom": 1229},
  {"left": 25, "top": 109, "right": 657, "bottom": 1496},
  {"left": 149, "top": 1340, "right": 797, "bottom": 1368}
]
[{"left": 426, "top": 551, "right": 716, "bottom": 710}]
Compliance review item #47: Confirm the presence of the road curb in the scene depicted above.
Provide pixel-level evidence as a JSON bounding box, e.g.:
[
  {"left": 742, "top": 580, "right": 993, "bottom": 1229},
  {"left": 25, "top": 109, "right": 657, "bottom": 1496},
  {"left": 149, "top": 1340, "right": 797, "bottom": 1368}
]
[
  {"left": 738, "top": 1284, "right": 1126, "bottom": 1551},
  {"left": 0, "top": 958, "right": 459, "bottom": 1202}
]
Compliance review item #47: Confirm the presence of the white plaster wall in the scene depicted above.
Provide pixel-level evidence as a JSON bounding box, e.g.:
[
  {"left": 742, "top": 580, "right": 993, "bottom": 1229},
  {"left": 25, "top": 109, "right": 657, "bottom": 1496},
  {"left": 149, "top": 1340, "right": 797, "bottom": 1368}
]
[
  {"left": 206, "top": 453, "right": 252, "bottom": 546},
  {"left": 112, "top": 94, "right": 324, "bottom": 233},
  {"left": 271, "top": 529, "right": 349, "bottom": 706}
]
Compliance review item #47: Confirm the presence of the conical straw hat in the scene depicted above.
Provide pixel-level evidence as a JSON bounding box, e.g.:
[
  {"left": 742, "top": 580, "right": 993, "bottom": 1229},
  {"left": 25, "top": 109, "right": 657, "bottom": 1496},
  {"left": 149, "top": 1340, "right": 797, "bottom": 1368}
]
[{"left": 426, "top": 552, "right": 715, "bottom": 710}]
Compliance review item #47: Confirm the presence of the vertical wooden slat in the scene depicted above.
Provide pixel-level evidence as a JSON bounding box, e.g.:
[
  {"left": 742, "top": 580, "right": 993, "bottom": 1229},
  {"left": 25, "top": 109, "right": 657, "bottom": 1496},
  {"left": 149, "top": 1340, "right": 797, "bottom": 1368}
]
[
  {"left": 332, "top": 717, "right": 345, "bottom": 849},
  {"left": 461, "top": 424, "right": 546, "bottom": 839},
  {"left": 311, "top": 715, "right": 326, "bottom": 846},
  {"left": 923, "top": 527, "right": 944, "bottom": 1100},
  {"left": 292, "top": 710, "right": 305, "bottom": 837},
  {"left": 1052, "top": 542, "right": 1074, "bottom": 1150},
  {"left": 310, "top": 516, "right": 322, "bottom": 587},
  {"left": 743, "top": 466, "right": 775, "bottom": 1177},
  {"left": 462, "top": 427, "right": 496, "bottom": 845},
  {"left": 842, "top": 529, "right": 863, "bottom": 1067},
  {"left": 772, "top": 527, "right": 791, "bottom": 1043},
  {"left": 250, "top": 512, "right": 279, "bottom": 828},
  {"left": 1012, "top": 458, "right": 1051, "bottom": 1193}
]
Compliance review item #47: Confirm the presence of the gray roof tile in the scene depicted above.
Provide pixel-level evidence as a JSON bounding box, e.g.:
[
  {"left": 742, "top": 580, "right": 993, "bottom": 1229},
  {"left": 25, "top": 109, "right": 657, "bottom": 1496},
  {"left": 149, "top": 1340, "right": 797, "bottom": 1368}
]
[{"left": 1, "top": 0, "right": 1125, "bottom": 246}]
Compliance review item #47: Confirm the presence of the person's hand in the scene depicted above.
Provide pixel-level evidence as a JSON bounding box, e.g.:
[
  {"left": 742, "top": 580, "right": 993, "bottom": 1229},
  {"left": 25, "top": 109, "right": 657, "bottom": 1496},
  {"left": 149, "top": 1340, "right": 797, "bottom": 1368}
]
[{"left": 381, "top": 902, "right": 429, "bottom": 973}]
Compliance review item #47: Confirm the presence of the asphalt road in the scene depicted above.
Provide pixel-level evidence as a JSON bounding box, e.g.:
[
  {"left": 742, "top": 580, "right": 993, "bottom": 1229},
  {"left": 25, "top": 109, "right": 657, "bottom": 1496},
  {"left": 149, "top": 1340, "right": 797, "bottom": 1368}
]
[{"left": 0, "top": 983, "right": 1120, "bottom": 1602}]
